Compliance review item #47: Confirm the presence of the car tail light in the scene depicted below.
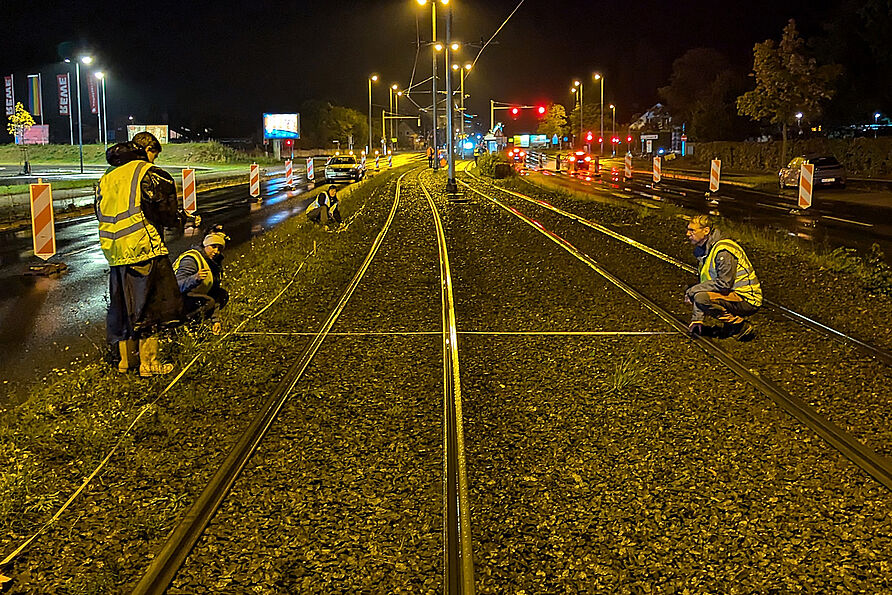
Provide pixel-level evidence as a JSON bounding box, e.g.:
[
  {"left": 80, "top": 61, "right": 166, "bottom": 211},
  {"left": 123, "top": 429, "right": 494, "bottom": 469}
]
[{"left": 584, "top": 156, "right": 591, "bottom": 162}]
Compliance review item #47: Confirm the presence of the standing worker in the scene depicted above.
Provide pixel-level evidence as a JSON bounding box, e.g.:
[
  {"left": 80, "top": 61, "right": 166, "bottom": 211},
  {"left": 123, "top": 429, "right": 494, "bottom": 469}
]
[
  {"left": 684, "top": 214, "right": 761, "bottom": 340},
  {"left": 427, "top": 145, "right": 435, "bottom": 168},
  {"left": 96, "top": 132, "right": 198, "bottom": 376},
  {"left": 174, "top": 226, "right": 230, "bottom": 335}
]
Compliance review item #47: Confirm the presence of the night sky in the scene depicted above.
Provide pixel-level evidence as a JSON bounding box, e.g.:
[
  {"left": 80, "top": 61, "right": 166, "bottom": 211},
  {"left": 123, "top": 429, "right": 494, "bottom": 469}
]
[{"left": 2, "top": 0, "right": 840, "bottom": 139}]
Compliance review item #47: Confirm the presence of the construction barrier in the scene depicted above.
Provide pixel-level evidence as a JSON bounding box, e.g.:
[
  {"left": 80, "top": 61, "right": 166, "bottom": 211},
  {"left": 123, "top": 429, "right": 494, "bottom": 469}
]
[
  {"left": 306, "top": 157, "right": 314, "bottom": 181},
  {"left": 375, "top": 155, "right": 380, "bottom": 170},
  {"left": 285, "top": 159, "right": 293, "bottom": 186},
  {"left": 653, "top": 156, "right": 661, "bottom": 184},
  {"left": 29, "top": 182, "right": 56, "bottom": 260},
  {"left": 249, "top": 163, "right": 260, "bottom": 198},
  {"left": 709, "top": 159, "right": 721, "bottom": 192},
  {"left": 624, "top": 153, "right": 632, "bottom": 179},
  {"left": 182, "top": 169, "right": 196, "bottom": 214},
  {"left": 798, "top": 163, "right": 814, "bottom": 209},
  {"left": 594, "top": 156, "right": 600, "bottom": 175},
  {"left": 388, "top": 154, "right": 393, "bottom": 168}
]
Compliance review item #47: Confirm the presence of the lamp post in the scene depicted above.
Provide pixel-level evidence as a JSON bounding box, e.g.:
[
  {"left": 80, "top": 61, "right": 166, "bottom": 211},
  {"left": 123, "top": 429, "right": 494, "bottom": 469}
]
[
  {"left": 444, "top": 10, "right": 458, "bottom": 193},
  {"left": 594, "top": 73, "right": 603, "bottom": 155},
  {"left": 573, "top": 80, "right": 582, "bottom": 149},
  {"left": 396, "top": 90, "right": 402, "bottom": 150},
  {"left": 368, "top": 74, "right": 378, "bottom": 155},
  {"left": 389, "top": 84, "right": 399, "bottom": 153},
  {"left": 417, "top": 0, "right": 448, "bottom": 171},
  {"left": 453, "top": 63, "right": 471, "bottom": 158},
  {"left": 875, "top": 112, "right": 881, "bottom": 138},
  {"left": 795, "top": 111, "right": 803, "bottom": 136},
  {"left": 609, "top": 104, "right": 615, "bottom": 156},
  {"left": 95, "top": 72, "right": 106, "bottom": 148},
  {"left": 66, "top": 55, "right": 92, "bottom": 174}
]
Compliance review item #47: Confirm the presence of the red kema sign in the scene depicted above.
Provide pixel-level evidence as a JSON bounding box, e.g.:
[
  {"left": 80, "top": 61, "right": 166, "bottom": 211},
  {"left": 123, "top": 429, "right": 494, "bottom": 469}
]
[
  {"left": 57, "top": 74, "right": 70, "bottom": 116},
  {"left": 87, "top": 76, "right": 99, "bottom": 115}
]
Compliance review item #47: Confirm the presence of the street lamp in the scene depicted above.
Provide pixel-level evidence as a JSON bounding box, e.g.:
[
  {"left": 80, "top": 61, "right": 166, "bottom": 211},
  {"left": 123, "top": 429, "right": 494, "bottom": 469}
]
[
  {"left": 368, "top": 74, "right": 378, "bottom": 155},
  {"left": 609, "top": 104, "right": 615, "bottom": 156},
  {"left": 443, "top": 5, "right": 457, "bottom": 192},
  {"left": 875, "top": 112, "right": 881, "bottom": 138},
  {"left": 65, "top": 55, "right": 92, "bottom": 174},
  {"left": 573, "top": 80, "right": 583, "bottom": 150},
  {"left": 389, "top": 84, "right": 399, "bottom": 153},
  {"left": 417, "top": 0, "right": 449, "bottom": 170},
  {"left": 594, "top": 73, "right": 604, "bottom": 155},
  {"left": 453, "top": 63, "right": 471, "bottom": 158},
  {"left": 95, "top": 72, "right": 107, "bottom": 149},
  {"left": 795, "top": 111, "right": 803, "bottom": 136}
]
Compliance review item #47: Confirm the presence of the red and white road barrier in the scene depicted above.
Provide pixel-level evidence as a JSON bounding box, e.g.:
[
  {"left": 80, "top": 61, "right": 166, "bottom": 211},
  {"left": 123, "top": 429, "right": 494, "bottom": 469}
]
[
  {"left": 653, "top": 156, "right": 661, "bottom": 184},
  {"left": 375, "top": 155, "right": 380, "bottom": 170},
  {"left": 284, "top": 159, "right": 293, "bottom": 186},
  {"left": 798, "top": 163, "right": 814, "bottom": 209},
  {"left": 593, "top": 156, "right": 600, "bottom": 175},
  {"left": 30, "top": 182, "right": 56, "bottom": 260},
  {"left": 388, "top": 154, "right": 393, "bottom": 168},
  {"left": 182, "top": 168, "right": 196, "bottom": 214},
  {"left": 306, "top": 157, "right": 314, "bottom": 181},
  {"left": 249, "top": 163, "right": 260, "bottom": 198},
  {"left": 624, "top": 153, "right": 632, "bottom": 179},
  {"left": 709, "top": 159, "right": 721, "bottom": 192}
]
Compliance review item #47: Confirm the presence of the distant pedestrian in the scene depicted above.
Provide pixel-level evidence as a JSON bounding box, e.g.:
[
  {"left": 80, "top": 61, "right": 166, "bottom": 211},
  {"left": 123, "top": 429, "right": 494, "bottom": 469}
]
[
  {"left": 96, "top": 132, "right": 198, "bottom": 376},
  {"left": 306, "top": 185, "right": 342, "bottom": 227},
  {"left": 174, "top": 226, "right": 230, "bottom": 335},
  {"left": 427, "top": 146, "right": 435, "bottom": 168},
  {"left": 684, "top": 215, "right": 761, "bottom": 340}
]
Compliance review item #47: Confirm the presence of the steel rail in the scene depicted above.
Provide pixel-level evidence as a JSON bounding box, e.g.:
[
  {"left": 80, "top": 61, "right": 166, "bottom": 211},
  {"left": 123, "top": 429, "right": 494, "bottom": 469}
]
[
  {"left": 417, "top": 174, "right": 476, "bottom": 594},
  {"left": 460, "top": 179, "right": 892, "bottom": 492},
  {"left": 131, "top": 170, "right": 413, "bottom": 595},
  {"left": 464, "top": 170, "right": 892, "bottom": 368}
]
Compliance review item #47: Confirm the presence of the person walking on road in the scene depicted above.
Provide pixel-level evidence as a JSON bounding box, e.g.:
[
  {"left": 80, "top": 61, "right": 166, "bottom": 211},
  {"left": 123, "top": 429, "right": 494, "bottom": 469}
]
[
  {"left": 427, "top": 146, "right": 435, "bottom": 168},
  {"left": 96, "top": 132, "right": 198, "bottom": 376},
  {"left": 684, "top": 214, "right": 761, "bottom": 340},
  {"left": 306, "top": 185, "right": 342, "bottom": 227},
  {"left": 174, "top": 226, "right": 230, "bottom": 335}
]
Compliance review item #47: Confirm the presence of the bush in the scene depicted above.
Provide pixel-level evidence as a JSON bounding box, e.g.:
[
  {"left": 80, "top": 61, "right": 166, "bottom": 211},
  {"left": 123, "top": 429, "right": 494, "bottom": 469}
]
[{"left": 477, "top": 152, "right": 514, "bottom": 178}]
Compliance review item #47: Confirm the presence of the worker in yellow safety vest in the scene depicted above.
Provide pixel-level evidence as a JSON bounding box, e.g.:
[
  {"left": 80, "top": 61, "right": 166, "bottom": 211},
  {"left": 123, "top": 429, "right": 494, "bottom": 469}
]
[
  {"left": 684, "top": 214, "right": 762, "bottom": 340},
  {"left": 96, "top": 131, "right": 198, "bottom": 376},
  {"left": 174, "top": 226, "right": 230, "bottom": 335}
]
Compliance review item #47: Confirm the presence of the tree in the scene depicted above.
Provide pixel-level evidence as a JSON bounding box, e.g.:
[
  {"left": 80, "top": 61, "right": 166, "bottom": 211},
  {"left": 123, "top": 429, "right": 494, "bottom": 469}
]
[
  {"left": 298, "top": 100, "right": 368, "bottom": 150},
  {"left": 536, "top": 103, "right": 568, "bottom": 138},
  {"left": 7, "top": 102, "right": 35, "bottom": 174},
  {"left": 737, "top": 19, "right": 841, "bottom": 162},
  {"left": 659, "top": 48, "right": 731, "bottom": 124},
  {"left": 567, "top": 102, "right": 602, "bottom": 142}
]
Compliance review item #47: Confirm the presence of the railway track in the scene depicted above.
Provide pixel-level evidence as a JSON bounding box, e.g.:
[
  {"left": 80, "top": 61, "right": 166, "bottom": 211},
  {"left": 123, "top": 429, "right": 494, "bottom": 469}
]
[{"left": 457, "top": 170, "right": 892, "bottom": 491}]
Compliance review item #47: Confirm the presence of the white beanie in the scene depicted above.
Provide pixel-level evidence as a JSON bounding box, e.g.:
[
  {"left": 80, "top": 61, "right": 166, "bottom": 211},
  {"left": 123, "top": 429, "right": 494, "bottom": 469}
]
[{"left": 203, "top": 232, "right": 227, "bottom": 248}]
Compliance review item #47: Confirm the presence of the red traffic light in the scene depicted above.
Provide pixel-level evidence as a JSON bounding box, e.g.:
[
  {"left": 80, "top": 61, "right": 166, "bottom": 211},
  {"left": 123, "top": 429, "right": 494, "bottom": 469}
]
[
  {"left": 598, "top": 137, "right": 604, "bottom": 144},
  {"left": 283, "top": 139, "right": 294, "bottom": 148},
  {"left": 627, "top": 135, "right": 633, "bottom": 143},
  {"left": 537, "top": 106, "right": 546, "bottom": 115},
  {"left": 585, "top": 131, "right": 593, "bottom": 142},
  {"left": 511, "top": 107, "right": 519, "bottom": 116}
]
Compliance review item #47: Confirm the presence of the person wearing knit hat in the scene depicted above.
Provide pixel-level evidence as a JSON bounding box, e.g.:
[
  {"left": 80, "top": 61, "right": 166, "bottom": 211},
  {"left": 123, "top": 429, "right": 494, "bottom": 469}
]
[{"left": 174, "top": 226, "right": 230, "bottom": 334}]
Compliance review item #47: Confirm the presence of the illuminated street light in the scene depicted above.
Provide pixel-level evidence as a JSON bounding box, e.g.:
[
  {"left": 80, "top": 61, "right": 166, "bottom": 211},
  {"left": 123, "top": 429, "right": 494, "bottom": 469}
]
[
  {"left": 416, "top": 0, "right": 447, "bottom": 169},
  {"left": 368, "top": 74, "right": 378, "bottom": 154},
  {"left": 65, "top": 55, "right": 93, "bottom": 173},
  {"left": 95, "top": 72, "right": 108, "bottom": 149},
  {"left": 875, "top": 112, "right": 881, "bottom": 138},
  {"left": 572, "top": 80, "right": 583, "bottom": 149},
  {"left": 609, "top": 104, "right": 616, "bottom": 156},
  {"left": 795, "top": 111, "right": 803, "bottom": 136},
  {"left": 594, "top": 73, "right": 604, "bottom": 155}
]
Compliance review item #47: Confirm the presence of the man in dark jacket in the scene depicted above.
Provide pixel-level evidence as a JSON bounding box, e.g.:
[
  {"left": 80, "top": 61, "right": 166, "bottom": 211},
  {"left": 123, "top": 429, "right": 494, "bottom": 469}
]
[
  {"left": 174, "top": 227, "right": 230, "bottom": 335},
  {"left": 96, "top": 132, "right": 197, "bottom": 375},
  {"left": 684, "top": 214, "right": 762, "bottom": 340}
]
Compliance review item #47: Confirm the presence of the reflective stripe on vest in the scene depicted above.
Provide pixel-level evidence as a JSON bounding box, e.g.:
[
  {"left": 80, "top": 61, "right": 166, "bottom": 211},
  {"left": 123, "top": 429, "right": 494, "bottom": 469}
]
[
  {"left": 173, "top": 248, "right": 213, "bottom": 295},
  {"left": 97, "top": 161, "right": 168, "bottom": 266},
  {"left": 700, "top": 239, "right": 762, "bottom": 307}
]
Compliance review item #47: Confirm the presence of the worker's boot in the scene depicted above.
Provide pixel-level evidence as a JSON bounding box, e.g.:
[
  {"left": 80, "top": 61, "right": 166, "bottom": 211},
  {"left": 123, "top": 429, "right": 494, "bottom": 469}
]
[
  {"left": 117, "top": 339, "right": 139, "bottom": 373},
  {"left": 138, "top": 336, "right": 174, "bottom": 377}
]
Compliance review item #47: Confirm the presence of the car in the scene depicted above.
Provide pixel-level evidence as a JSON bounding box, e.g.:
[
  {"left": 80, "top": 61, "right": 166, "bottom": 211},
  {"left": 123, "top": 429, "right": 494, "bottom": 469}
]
[
  {"left": 778, "top": 154, "right": 847, "bottom": 189},
  {"left": 324, "top": 155, "right": 365, "bottom": 183},
  {"left": 566, "top": 151, "right": 594, "bottom": 173},
  {"left": 508, "top": 147, "right": 526, "bottom": 162}
]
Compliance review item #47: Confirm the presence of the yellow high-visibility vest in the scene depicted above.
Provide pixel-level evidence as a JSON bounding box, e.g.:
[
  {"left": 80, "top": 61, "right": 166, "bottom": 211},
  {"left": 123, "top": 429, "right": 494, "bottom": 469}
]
[
  {"left": 96, "top": 160, "right": 167, "bottom": 266},
  {"left": 173, "top": 248, "right": 213, "bottom": 295},
  {"left": 700, "top": 239, "right": 762, "bottom": 307}
]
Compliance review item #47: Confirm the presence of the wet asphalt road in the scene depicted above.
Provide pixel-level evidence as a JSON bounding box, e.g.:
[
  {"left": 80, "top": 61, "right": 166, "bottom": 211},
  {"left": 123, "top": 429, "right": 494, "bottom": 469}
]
[
  {"left": 537, "top": 165, "right": 892, "bottom": 260},
  {"left": 0, "top": 173, "right": 319, "bottom": 404}
]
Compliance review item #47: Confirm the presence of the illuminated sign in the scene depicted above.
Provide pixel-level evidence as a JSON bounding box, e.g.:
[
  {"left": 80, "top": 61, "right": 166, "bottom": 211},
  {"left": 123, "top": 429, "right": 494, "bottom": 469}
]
[
  {"left": 263, "top": 113, "right": 300, "bottom": 139},
  {"left": 127, "top": 125, "right": 169, "bottom": 144}
]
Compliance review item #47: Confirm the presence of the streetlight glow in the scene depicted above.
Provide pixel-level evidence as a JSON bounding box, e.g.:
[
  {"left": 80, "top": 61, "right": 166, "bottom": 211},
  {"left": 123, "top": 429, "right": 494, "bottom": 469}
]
[
  {"left": 95, "top": 72, "right": 104, "bottom": 79},
  {"left": 371, "top": 74, "right": 378, "bottom": 82},
  {"left": 450, "top": 42, "right": 460, "bottom": 51},
  {"left": 81, "top": 56, "right": 93, "bottom": 65},
  {"left": 593, "top": 73, "right": 601, "bottom": 80},
  {"left": 392, "top": 83, "right": 398, "bottom": 90},
  {"left": 434, "top": 42, "right": 443, "bottom": 51},
  {"left": 464, "top": 63, "right": 472, "bottom": 70}
]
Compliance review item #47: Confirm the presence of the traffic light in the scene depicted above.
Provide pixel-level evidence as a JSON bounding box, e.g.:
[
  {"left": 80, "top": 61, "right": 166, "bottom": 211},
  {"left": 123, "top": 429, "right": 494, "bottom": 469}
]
[
  {"left": 283, "top": 139, "right": 293, "bottom": 149},
  {"left": 598, "top": 137, "right": 604, "bottom": 144},
  {"left": 627, "top": 135, "right": 633, "bottom": 143},
  {"left": 537, "top": 106, "right": 546, "bottom": 115},
  {"left": 585, "top": 131, "right": 593, "bottom": 142},
  {"left": 511, "top": 107, "right": 520, "bottom": 117}
]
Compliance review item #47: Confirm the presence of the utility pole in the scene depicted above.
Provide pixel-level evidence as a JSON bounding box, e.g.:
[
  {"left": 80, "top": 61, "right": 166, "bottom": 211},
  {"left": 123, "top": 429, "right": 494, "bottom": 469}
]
[{"left": 445, "top": 4, "right": 457, "bottom": 193}]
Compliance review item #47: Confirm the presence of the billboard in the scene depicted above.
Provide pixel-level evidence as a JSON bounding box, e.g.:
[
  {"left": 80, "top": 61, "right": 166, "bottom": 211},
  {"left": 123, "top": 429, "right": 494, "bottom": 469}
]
[
  {"left": 127, "top": 125, "right": 169, "bottom": 144},
  {"left": 17, "top": 125, "right": 50, "bottom": 145},
  {"left": 263, "top": 113, "right": 300, "bottom": 139}
]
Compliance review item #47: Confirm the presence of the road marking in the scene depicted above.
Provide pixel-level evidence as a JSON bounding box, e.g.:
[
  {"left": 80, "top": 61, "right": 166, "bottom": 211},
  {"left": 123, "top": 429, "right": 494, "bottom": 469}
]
[
  {"left": 234, "top": 330, "right": 678, "bottom": 337},
  {"left": 823, "top": 215, "right": 873, "bottom": 227},
  {"left": 757, "top": 202, "right": 791, "bottom": 211}
]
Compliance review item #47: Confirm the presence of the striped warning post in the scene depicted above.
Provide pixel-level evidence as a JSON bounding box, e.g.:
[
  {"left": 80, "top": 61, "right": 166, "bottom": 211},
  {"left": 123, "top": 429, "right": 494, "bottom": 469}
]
[
  {"left": 624, "top": 153, "right": 632, "bottom": 179},
  {"left": 798, "top": 163, "right": 814, "bottom": 209},
  {"left": 306, "top": 157, "right": 314, "bottom": 181},
  {"left": 30, "top": 183, "right": 56, "bottom": 260},
  {"left": 375, "top": 155, "right": 380, "bottom": 170},
  {"left": 249, "top": 163, "right": 260, "bottom": 198},
  {"left": 285, "top": 159, "right": 293, "bottom": 186},
  {"left": 709, "top": 159, "right": 721, "bottom": 192},
  {"left": 182, "top": 169, "right": 196, "bottom": 214},
  {"left": 653, "top": 156, "right": 662, "bottom": 184},
  {"left": 388, "top": 154, "right": 393, "bottom": 168}
]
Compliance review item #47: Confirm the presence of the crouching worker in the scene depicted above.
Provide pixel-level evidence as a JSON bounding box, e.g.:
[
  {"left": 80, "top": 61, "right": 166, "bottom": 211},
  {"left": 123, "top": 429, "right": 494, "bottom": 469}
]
[
  {"left": 306, "top": 185, "right": 342, "bottom": 226},
  {"left": 174, "top": 227, "right": 230, "bottom": 335},
  {"left": 97, "top": 132, "right": 196, "bottom": 376},
  {"left": 684, "top": 214, "right": 762, "bottom": 340}
]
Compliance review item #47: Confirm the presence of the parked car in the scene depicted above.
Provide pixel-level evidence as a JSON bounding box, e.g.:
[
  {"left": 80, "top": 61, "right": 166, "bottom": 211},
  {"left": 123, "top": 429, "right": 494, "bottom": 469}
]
[
  {"left": 778, "top": 155, "right": 847, "bottom": 189},
  {"left": 324, "top": 155, "right": 365, "bottom": 183},
  {"left": 566, "top": 150, "right": 594, "bottom": 173},
  {"left": 508, "top": 147, "right": 526, "bottom": 162}
]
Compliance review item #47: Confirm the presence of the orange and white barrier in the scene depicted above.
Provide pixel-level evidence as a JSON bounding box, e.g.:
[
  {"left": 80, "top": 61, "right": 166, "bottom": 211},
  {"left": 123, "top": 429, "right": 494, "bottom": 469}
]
[
  {"left": 653, "top": 156, "right": 661, "bottom": 184},
  {"left": 798, "top": 163, "right": 814, "bottom": 209},
  {"left": 306, "top": 157, "right": 314, "bottom": 181},
  {"left": 375, "top": 155, "right": 380, "bottom": 170},
  {"left": 182, "top": 168, "right": 196, "bottom": 214},
  {"left": 388, "top": 154, "right": 393, "bottom": 168},
  {"left": 30, "top": 182, "right": 56, "bottom": 260},
  {"left": 624, "top": 153, "right": 632, "bottom": 179},
  {"left": 709, "top": 159, "right": 721, "bottom": 192},
  {"left": 284, "top": 159, "right": 293, "bottom": 186},
  {"left": 249, "top": 163, "right": 260, "bottom": 198}
]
